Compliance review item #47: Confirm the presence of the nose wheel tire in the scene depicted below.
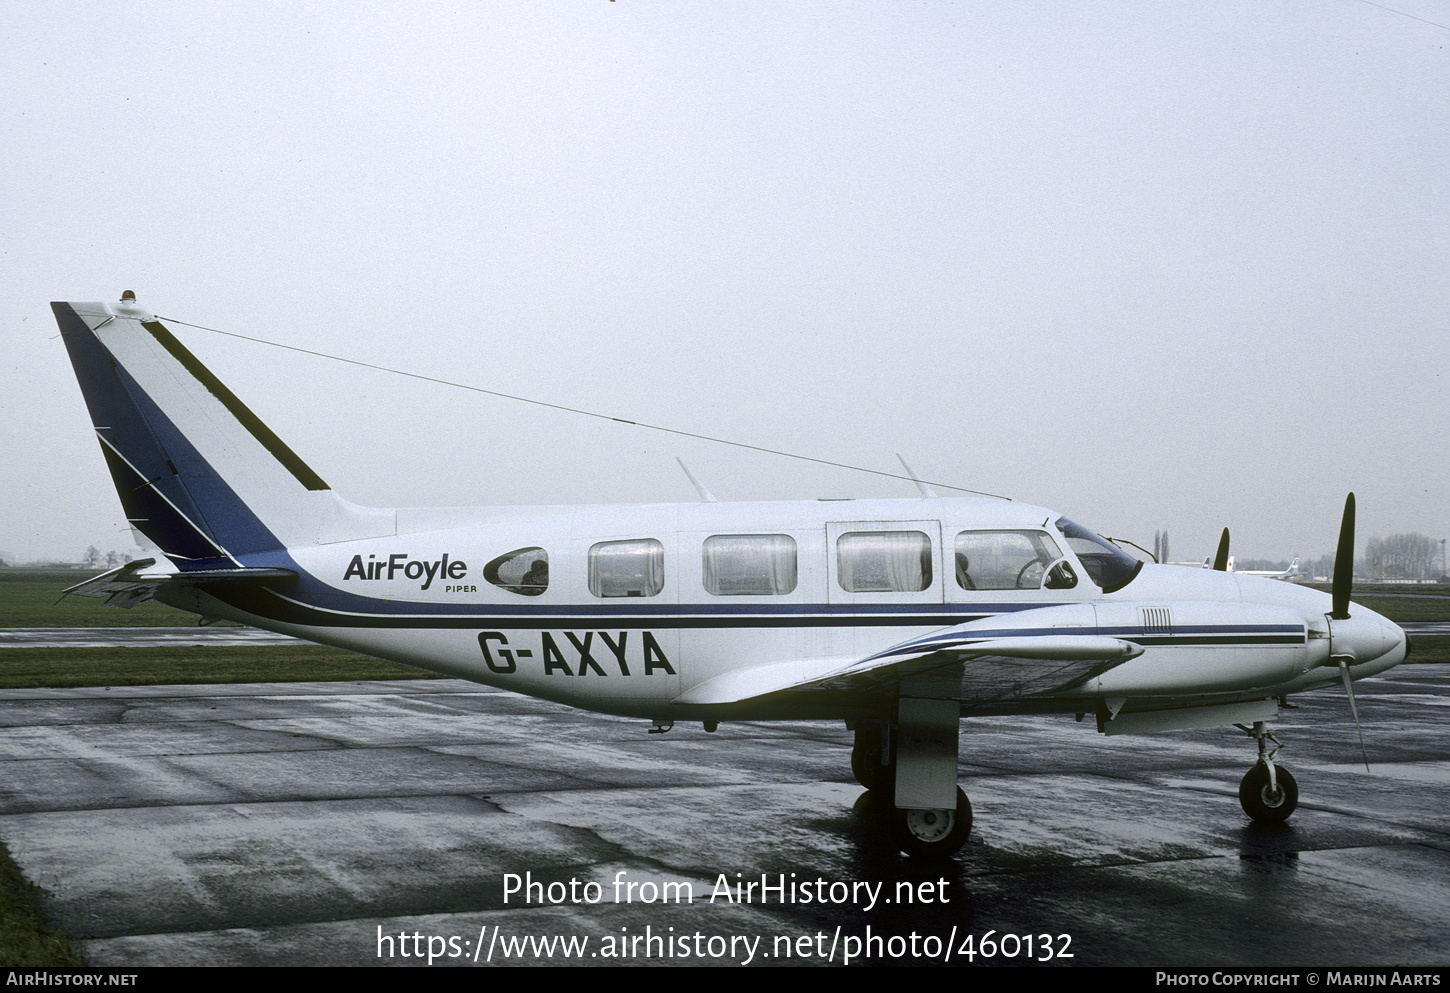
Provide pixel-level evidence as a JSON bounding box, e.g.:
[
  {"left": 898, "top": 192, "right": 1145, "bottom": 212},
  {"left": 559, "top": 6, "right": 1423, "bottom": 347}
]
[
  {"left": 1239, "top": 764, "right": 1298, "bottom": 822},
  {"left": 893, "top": 787, "right": 972, "bottom": 858}
]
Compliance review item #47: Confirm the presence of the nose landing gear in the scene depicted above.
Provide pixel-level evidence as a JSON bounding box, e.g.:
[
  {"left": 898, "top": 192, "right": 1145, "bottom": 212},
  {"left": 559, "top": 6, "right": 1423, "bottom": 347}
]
[
  {"left": 1239, "top": 763, "right": 1298, "bottom": 822},
  {"left": 1236, "top": 721, "right": 1299, "bottom": 822}
]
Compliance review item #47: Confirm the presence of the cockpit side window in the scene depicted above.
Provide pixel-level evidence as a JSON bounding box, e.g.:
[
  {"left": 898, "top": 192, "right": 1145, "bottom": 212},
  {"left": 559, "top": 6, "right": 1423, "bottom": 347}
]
[
  {"left": 487, "top": 545, "right": 553, "bottom": 591},
  {"left": 589, "top": 539, "right": 665, "bottom": 598},
  {"left": 484, "top": 547, "right": 549, "bottom": 597},
  {"left": 1054, "top": 518, "right": 1142, "bottom": 593},
  {"left": 954, "top": 530, "right": 1074, "bottom": 590}
]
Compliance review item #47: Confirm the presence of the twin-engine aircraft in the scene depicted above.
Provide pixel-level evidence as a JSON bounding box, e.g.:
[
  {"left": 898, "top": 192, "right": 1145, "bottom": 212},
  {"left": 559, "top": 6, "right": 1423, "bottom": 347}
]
[{"left": 53, "top": 296, "right": 1409, "bottom": 857}]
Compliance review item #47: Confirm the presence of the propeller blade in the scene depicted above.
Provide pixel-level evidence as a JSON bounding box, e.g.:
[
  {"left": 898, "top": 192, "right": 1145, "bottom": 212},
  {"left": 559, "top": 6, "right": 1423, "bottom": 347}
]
[
  {"left": 1331, "top": 493, "right": 1355, "bottom": 620},
  {"left": 1337, "top": 659, "right": 1371, "bottom": 772},
  {"left": 1212, "top": 528, "right": 1230, "bottom": 572}
]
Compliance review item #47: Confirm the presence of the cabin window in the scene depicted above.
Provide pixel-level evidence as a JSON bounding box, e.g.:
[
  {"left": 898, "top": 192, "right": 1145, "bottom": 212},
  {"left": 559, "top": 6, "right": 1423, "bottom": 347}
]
[
  {"left": 954, "top": 531, "right": 1074, "bottom": 590},
  {"left": 837, "top": 531, "right": 933, "bottom": 592},
  {"left": 483, "top": 547, "right": 549, "bottom": 596},
  {"left": 589, "top": 539, "right": 665, "bottom": 597},
  {"left": 702, "top": 534, "right": 797, "bottom": 596}
]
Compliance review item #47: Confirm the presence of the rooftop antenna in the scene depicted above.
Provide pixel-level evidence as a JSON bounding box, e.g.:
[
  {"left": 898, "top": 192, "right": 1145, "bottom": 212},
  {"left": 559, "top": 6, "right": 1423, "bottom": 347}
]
[
  {"left": 677, "top": 459, "right": 718, "bottom": 503},
  {"left": 896, "top": 454, "right": 938, "bottom": 498}
]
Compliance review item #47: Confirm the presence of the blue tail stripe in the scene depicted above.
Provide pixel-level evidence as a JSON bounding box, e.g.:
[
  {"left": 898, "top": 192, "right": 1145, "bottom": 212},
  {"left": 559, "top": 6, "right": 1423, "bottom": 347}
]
[
  {"left": 96, "top": 439, "right": 225, "bottom": 562},
  {"left": 114, "top": 358, "right": 285, "bottom": 557}
]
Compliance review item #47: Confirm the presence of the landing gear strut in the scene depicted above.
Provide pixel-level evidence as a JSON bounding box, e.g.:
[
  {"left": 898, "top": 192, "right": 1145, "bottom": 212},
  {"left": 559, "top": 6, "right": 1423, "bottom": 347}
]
[
  {"left": 851, "top": 696, "right": 972, "bottom": 858},
  {"left": 1236, "top": 721, "right": 1298, "bottom": 822}
]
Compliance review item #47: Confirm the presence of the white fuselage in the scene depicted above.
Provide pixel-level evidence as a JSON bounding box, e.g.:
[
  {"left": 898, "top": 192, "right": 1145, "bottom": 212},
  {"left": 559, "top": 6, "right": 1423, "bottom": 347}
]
[{"left": 161, "top": 495, "right": 1407, "bottom": 722}]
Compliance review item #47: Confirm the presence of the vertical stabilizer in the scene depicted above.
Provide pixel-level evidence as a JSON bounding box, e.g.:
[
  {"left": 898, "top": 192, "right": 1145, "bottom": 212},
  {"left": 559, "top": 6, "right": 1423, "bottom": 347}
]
[{"left": 53, "top": 298, "right": 391, "bottom": 568}]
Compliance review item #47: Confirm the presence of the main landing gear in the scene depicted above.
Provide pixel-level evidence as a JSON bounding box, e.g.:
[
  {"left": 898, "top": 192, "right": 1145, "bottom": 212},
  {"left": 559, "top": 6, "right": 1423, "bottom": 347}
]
[
  {"left": 852, "top": 700, "right": 972, "bottom": 858},
  {"left": 1236, "top": 721, "right": 1298, "bottom": 823},
  {"left": 894, "top": 788, "right": 973, "bottom": 858},
  {"left": 851, "top": 724, "right": 895, "bottom": 793}
]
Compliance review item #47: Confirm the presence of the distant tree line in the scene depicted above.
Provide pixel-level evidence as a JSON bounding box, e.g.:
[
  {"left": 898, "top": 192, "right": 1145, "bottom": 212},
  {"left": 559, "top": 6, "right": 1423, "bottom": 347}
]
[
  {"left": 1239, "top": 533, "right": 1444, "bottom": 582},
  {"left": 80, "top": 546, "right": 135, "bottom": 569},
  {"left": 1143, "top": 527, "right": 1445, "bottom": 582},
  {"left": 1364, "top": 533, "right": 1443, "bottom": 581}
]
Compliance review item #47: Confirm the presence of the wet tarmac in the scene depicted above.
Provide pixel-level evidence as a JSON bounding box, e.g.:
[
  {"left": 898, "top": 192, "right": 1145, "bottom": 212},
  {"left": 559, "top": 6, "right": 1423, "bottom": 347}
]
[{"left": 0, "top": 665, "right": 1445, "bottom": 967}]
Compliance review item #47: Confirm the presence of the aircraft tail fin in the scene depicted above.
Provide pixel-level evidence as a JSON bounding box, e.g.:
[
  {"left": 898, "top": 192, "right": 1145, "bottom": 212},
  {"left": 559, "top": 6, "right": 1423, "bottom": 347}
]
[{"left": 53, "top": 298, "right": 393, "bottom": 569}]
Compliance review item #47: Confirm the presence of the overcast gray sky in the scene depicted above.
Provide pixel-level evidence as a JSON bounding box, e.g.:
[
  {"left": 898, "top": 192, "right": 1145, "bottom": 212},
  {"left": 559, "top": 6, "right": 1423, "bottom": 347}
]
[{"left": 3, "top": 1, "right": 1446, "bottom": 568}]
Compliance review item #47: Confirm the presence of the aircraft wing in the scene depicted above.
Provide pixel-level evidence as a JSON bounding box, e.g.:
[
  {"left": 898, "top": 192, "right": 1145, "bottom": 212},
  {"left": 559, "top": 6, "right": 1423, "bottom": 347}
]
[
  {"left": 675, "top": 606, "right": 1142, "bottom": 708},
  {"left": 64, "top": 558, "right": 298, "bottom": 610}
]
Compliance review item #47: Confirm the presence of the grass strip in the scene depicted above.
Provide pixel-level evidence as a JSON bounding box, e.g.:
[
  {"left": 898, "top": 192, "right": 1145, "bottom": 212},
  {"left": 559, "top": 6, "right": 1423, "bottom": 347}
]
[
  {"left": 0, "top": 840, "right": 85, "bottom": 966},
  {"left": 0, "top": 570, "right": 212, "bottom": 628},
  {"left": 1399, "top": 636, "right": 1450, "bottom": 665},
  {"left": 0, "top": 571, "right": 1443, "bottom": 964},
  {"left": 0, "top": 645, "right": 443, "bottom": 689}
]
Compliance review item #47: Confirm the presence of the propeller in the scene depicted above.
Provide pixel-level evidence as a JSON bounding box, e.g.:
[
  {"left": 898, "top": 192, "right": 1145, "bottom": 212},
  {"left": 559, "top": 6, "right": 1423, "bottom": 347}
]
[
  {"left": 1325, "top": 493, "right": 1370, "bottom": 771},
  {"left": 1330, "top": 493, "right": 1355, "bottom": 621},
  {"left": 1212, "top": 528, "right": 1230, "bottom": 572}
]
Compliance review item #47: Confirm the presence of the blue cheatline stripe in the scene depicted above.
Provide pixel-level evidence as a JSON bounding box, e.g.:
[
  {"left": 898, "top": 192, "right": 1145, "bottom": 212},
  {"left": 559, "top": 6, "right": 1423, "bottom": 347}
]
[{"left": 199, "top": 584, "right": 1004, "bottom": 630}]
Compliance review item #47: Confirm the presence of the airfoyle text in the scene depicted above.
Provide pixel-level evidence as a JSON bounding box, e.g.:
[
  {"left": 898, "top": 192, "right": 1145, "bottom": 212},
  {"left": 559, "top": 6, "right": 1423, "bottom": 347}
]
[
  {"left": 479, "top": 631, "right": 676, "bottom": 676},
  {"left": 343, "top": 553, "right": 467, "bottom": 591}
]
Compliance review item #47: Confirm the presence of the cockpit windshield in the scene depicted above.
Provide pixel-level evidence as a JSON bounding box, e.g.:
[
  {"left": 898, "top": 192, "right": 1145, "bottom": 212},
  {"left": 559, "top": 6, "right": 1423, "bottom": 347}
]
[{"left": 1054, "top": 518, "right": 1142, "bottom": 593}]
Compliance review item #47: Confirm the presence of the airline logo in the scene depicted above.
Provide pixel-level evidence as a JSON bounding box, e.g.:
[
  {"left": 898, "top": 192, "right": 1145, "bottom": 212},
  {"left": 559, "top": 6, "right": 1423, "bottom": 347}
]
[{"left": 343, "top": 553, "right": 468, "bottom": 591}]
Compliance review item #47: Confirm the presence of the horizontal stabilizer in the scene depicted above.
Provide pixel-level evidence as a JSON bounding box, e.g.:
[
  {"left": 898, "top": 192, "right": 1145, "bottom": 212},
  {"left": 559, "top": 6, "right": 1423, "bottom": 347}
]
[{"left": 64, "top": 558, "right": 297, "bottom": 610}]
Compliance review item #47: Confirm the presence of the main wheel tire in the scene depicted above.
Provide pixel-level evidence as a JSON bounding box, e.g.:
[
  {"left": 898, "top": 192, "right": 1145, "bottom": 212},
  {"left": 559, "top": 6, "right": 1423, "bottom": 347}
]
[
  {"left": 1239, "top": 764, "right": 1298, "bottom": 822},
  {"left": 893, "top": 787, "right": 972, "bottom": 858},
  {"left": 851, "top": 726, "right": 895, "bottom": 792}
]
